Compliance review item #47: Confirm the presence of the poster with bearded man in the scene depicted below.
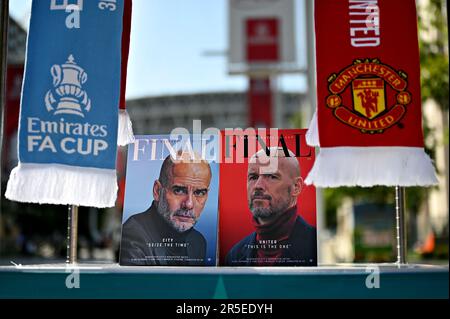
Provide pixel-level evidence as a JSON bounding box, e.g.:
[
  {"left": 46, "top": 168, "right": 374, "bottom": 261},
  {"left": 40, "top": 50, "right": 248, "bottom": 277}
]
[
  {"left": 219, "top": 129, "right": 317, "bottom": 266},
  {"left": 119, "top": 135, "right": 219, "bottom": 266}
]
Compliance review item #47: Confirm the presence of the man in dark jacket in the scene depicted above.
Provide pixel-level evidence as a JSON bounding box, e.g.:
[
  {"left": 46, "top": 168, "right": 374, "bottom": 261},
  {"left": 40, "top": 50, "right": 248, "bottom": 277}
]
[
  {"left": 225, "top": 148, "right": 317, "bottom": 266},
  {"left": 120, "top": 152, "right": 212, "bottom": 266}
]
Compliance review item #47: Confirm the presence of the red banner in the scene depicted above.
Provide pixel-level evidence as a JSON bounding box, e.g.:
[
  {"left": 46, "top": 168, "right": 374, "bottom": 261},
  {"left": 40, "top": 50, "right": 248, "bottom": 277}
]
[
  {"left": 248, "top": 78, "right": 273, "bottom": 127},
  {"left": 117, "top": 0, "right": 135, "bottom": 146},
  {"left": 306, "top": 0, "right": 437, "bottom": 187},
  {"left": 315, "top": 0, "right": 424, "bottom": 147},
  {"left": 246, "top": 18, "right": 279, "bottom": 62}
]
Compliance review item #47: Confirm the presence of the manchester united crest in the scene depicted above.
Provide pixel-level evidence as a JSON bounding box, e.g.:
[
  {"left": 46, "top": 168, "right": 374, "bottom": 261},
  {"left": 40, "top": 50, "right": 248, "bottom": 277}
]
[{"left": 326, "top": 59, "right": 411, "bottom": 133}]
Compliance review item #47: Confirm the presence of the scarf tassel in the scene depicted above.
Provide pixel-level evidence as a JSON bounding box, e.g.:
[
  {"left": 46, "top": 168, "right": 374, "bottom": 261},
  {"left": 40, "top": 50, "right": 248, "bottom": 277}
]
[
  {"left": 305, "top": 147, "right": 438, "bottom": 187},
  {"left": 5, "top": 163, "right": 118, "bottom": 208},
  {"left": 117, "top": 109, "right": 135, "bottom": 146}
]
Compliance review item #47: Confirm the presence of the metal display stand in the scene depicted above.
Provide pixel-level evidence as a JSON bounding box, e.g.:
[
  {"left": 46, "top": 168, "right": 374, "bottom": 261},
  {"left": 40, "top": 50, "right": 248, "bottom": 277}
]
[
  {"left": 395, "top": 187, "right": 408, "bottom": 265},
  {"left": 67, "top": 206, "right": 79, "bottom": 264}
]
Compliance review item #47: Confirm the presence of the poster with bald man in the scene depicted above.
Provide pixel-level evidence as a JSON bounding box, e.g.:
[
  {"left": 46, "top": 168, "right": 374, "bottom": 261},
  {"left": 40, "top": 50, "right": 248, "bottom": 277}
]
[
  {"left": 219, "top": 129, "right": 317, "bottom": 266},
  {"left": 119, "top": 135, "right": 219, "bottom": 266}
]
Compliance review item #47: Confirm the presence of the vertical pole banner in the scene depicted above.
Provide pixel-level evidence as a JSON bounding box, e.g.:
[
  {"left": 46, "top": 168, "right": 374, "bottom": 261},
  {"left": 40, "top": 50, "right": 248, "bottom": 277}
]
[
  {"left": 306, "top": 0, "right": 438, "bottom": 187},
  {"left": 2, "top": 66, "right": 24, "bottom": 172},
  {"left": 5, "top": 0, "right": 126, "bottom": 208},
  {"left": 246, "top": 18, "right": 279, "bottom": 63},
  {"left": 118, "top": 0, "right": 135, "bottom": 146}
]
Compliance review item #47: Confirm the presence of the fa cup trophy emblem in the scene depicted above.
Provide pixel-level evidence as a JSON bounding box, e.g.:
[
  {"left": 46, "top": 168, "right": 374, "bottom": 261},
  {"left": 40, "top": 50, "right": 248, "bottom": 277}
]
[{"left": 45, "top": 54, "right": 91, "bottom": 117}]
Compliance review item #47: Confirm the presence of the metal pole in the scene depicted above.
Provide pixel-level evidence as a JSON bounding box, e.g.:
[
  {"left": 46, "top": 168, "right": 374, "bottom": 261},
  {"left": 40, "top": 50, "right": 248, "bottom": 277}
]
[
  {"left": 0, "top": 0, "right": 9, "bottom": 188},
  {"left": 272, "top": 75, "right": 283, "bottom": 128},
  {"left": 0, "top": 0, "right": 9, "bottom": 257},
  {"left": 395, "top": 186, "right": 407, "bottom": 264},
  {"left": 66, "top": 205, "right": 79, "bottom": 264}
]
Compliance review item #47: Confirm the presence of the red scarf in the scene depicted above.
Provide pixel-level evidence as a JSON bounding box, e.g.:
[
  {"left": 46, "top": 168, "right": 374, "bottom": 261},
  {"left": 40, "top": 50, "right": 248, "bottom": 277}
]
[
  {"left": 306, "top": 0, "right": 437, "bottom": 187},
  {"left": 253, "top": 206, "right": 297, "bottom": 265},
  {"left": 119, "top": 0, "right": 132, "bottom": 111}
]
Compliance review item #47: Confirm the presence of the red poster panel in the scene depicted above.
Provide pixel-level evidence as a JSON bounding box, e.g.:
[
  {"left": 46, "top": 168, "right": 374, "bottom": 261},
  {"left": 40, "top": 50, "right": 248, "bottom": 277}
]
[
  {"left": 315, "top": 0, "right": 424, "bottom": 147},
  {"left": 246, "top": 18, "right": 279, "bottom": 62},
  {"left": 248, "top": 78, "right": 272, "bottom": 128},
  {"left": 5, "top": 65, "right": 24, "bottom": 137}
]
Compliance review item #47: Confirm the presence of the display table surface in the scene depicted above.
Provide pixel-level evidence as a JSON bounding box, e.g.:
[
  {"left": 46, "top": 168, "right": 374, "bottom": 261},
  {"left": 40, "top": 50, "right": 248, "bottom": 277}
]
[{"left": 0, "top": 263, "right": 448, "bottom": 299}]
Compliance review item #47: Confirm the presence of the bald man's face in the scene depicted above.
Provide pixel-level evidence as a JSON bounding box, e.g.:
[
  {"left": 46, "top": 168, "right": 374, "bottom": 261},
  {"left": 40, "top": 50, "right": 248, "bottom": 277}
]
[
  {"left": 155, "top": 162, "right": 211, "bottom": 232},
  {"left": 247, "top": 156, "right": 301, "bottom": 221}
]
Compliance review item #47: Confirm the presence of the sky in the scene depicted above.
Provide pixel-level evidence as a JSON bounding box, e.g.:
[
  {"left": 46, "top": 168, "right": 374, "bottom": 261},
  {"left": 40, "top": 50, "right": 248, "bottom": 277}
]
[{"left": 9, "top": 0, "right": 308, "bottom": 99}]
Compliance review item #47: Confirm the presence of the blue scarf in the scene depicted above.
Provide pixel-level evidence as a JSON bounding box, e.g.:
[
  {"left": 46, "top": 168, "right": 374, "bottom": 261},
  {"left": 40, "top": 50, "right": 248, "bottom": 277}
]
[{"left": 6, "top": 0, "right": 126, "bottom": 208}]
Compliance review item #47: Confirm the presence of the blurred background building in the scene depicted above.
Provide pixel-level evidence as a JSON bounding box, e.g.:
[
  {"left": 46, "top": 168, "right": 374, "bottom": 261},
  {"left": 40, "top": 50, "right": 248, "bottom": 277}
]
[
  {"left": 0, "top": 0, "right": 448, "bottom": 265},
  {"left": 127, "top": 92, "right": 307, "bottom": 134}
]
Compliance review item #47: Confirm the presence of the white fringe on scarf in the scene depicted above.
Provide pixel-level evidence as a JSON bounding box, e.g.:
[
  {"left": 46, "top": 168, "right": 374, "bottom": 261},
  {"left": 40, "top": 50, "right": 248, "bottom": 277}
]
[
  {"left": 117, "top": 109, "right": 135, "bottom": 146},
  {"left": 5, "top": 163, "right": 118, "bottom": 208},
  {"left": 305, "top": 147, "right": 439, "bottom": 187},
  {"left": 306, "top": 109, "right": 320, "bottom": 147}
]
